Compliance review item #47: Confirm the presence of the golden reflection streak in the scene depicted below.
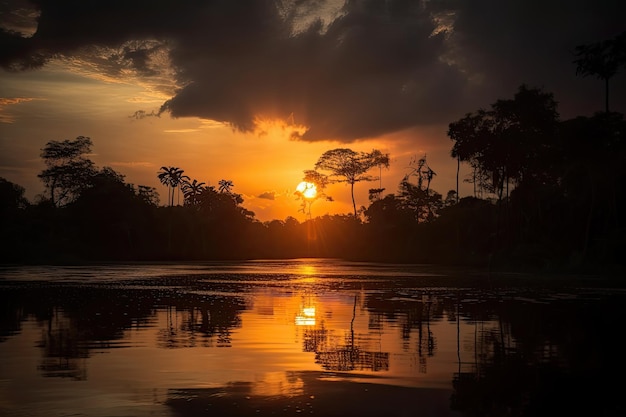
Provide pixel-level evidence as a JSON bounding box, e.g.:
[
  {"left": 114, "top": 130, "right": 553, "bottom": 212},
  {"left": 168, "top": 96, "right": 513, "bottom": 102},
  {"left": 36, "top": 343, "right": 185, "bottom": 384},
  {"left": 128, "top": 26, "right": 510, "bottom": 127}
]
[
  {"left": 295, "top": 306, "right": 316, "bottom": 326},
  {"left": 295, "top": 262, "right": 319, "bottom": 283},
  {"left": 250, "top": 371, "right": 304, "bottom": 397}
]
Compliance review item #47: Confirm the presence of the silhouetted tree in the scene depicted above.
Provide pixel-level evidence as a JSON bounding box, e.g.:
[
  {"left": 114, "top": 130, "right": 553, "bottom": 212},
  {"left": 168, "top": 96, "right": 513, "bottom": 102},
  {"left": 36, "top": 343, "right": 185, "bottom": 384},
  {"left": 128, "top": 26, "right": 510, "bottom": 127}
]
[
  {"left": 558, "top": 111, "right": 626, "bottom": 263},
  {"left": 158, "top": 166, "right": 188, "bottom": 206},
  {"left": 397, "top": 180, "right": 443, "bottom": 223},
  {"left": 404, "top": 155, "right": 436, "bottom": 192},
  {"left": 137, "top": 185, "right": 160, "bottom": 206},
  {"left": 315, "top": 148, "right": 390, "bottom": 216},
  {"left": 448, "top": 111, "right": 491, "bottom": 197},
  {"left": 368, "top": 188, "right": 385, "bottom": 202},
  {"left": 38, "top": 136, "right": 96, "bottom": 206},
  {"left": 295, "top": 170, "right": 332, "bottom": 218},
  {"left": 69, "top": 166, "right": 156, "bottom": 259},
  {"left": 0, "top": 177, "right": 30, "bottom": 262},
  {"left": 455, "top": 154, "right": 460, "bottom": 202},
  {"left": 0, "top": 177, "right": 28, "bottom": 211},
  {"left": 181, "top": 179, "right": 206, "bottom": 206},
  {"left": 448, "top": 85, "right": 559, "bottom": 201},
  {"left": 362, "top": 194, "right": 418, "bottom": 261},
  {"left": 218, "top": 179, "right": 233, "bottom": 194},
  {"left": 364, "top": 194, "right": 411, "bottom": 225},
  {"left": 398, "top": 155, "right": 442, "bottom": 221},
  {"left": 198, "top": 186, "right": 254, "bottom": 222},
  {"left": 444, "top": 190, "right": 458, "bottom": 207},
  {"left": 191, "top": 185, "right": 256, "bottom": 257},
  {"left": 574, "top": 31, "right": 626, "bottom": 113}
]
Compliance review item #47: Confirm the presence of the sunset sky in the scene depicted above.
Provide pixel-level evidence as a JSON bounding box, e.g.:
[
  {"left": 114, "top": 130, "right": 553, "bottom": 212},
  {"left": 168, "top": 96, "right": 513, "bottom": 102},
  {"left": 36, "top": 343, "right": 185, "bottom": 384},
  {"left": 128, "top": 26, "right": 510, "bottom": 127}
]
[{"left": 1, "top": 0, "right": 625, "bottom": 222}]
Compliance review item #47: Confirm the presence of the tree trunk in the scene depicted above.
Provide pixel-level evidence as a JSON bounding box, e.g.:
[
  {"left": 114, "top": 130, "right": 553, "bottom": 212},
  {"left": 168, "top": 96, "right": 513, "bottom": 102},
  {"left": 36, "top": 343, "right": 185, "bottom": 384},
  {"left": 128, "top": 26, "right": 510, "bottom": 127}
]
[
  {"left": 605, "top": 77, "right": 610, "bottom": 113},
  {"left": 50, "top": 181, "right": 56, "bottom": 206},
  {"left": 456, "top": 156, "right": 460, "bottom": 203},
  {"left": 350, "top": 181, "right": 357, "bottom": 217},
  {"left": 472, "top": 167, "right": 477, "bottom": 198},
  {"left": 583, "top": 181, "right": 595, "bottom": 263}
]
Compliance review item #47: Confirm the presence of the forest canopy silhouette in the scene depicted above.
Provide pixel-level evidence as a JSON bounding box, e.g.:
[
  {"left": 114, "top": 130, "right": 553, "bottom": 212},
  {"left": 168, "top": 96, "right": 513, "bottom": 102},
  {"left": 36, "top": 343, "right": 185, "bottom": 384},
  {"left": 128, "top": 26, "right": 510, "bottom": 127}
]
[
  {"left": 1, "top": 32, "right": 625, "bottom": 270},
  {"left": 1, "top": 83, "right": 624, "bottom": 271}
]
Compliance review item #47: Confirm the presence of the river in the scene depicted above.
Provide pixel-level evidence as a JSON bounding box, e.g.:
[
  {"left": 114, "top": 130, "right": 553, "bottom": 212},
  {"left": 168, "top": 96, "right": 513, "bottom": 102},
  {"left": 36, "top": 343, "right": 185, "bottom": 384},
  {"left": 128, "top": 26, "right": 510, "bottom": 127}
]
[{"left": 0, "top": 259, "right": 624, "bottom": 416}]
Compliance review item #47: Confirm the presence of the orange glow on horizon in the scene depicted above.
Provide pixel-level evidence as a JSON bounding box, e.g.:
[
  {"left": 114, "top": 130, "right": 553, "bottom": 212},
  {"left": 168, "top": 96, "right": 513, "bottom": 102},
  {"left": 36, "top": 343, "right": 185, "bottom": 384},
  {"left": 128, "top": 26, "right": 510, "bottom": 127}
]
[{"left": 0, "top": 67, "right": 469, "bottom": 223}]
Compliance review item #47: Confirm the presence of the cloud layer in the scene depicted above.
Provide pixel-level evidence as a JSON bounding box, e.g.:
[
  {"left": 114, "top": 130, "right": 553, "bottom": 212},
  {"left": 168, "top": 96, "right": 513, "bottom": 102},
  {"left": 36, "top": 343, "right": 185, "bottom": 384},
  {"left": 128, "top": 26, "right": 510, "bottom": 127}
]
[{"left": 2, "top": 0, "right": 625, "bottom": 142}]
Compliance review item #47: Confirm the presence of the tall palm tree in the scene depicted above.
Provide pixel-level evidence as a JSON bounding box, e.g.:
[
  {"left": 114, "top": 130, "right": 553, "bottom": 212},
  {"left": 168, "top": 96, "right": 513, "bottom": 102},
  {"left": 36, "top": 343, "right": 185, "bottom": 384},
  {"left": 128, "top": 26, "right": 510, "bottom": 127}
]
[
  {"left": 574, "top": 31, "right": 626, "bottom": 113},
  {"left": 455, "top": 155, "right": 460, "bottom": 203},
  {"left": 157, "top": 166, "right": 174, "bottom": 206},
  {"left": 181, "top": 179, "right": 206, "bottom": 206},
  {"left": 175, "top": 171, "right": 190, "bottom": 205},
  {"left": 157, "top": 166, "right": 188, "bottom": 206},
  {"left": 218, "top": 179, "right": 234, "bottom": 194}
]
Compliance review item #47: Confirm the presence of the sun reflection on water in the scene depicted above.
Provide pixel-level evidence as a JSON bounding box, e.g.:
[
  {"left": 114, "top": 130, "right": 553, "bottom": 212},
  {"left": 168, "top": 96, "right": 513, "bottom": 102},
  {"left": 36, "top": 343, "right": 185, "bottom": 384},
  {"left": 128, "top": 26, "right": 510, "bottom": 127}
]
[
  {"left": 294, "top": 262, "right": 320, "bottom": 284},
  {"left": 298, "top": 264, "right": 317, "bottom": 275},
  {"left": 295, "top": 306, "right": 316, "bottom": 326}
]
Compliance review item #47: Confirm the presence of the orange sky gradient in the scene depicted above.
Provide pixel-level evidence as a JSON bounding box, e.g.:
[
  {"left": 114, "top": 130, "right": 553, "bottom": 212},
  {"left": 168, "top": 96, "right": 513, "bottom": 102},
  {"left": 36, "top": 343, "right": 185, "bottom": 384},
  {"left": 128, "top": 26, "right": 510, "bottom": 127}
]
[{"left": 0, "top": 63, "right": 471, "bottom": 222}]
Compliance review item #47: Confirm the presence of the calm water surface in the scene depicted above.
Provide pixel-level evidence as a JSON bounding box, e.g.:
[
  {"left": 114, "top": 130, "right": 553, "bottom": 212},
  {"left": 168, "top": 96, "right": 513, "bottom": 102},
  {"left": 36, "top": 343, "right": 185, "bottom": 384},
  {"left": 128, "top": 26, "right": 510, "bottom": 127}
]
[{"left": 1, "top": 259, "right": 624, "bottom": 416}]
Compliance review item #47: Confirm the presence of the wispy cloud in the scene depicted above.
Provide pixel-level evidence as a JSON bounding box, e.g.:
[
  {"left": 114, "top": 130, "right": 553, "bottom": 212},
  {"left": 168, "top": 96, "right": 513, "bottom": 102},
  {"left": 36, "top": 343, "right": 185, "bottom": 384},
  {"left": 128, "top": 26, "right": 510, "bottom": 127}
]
[
  {"left": 0, "top": 97, "right": 34, "bottom": 105},
  {"left": 0, "top": 97, "right": 39, "bottom": 123},
  {"left": 163, "top": 128, "right": 200, "bottom": 133},
  {"left": 258, "top": 191, "right": 276, "bottom": 200},
  {"left": 127, "top": 96, "right": 164, "bottom": 104},
  {"left": 129, "top": 109, "right": 159, "bottom": 120}
]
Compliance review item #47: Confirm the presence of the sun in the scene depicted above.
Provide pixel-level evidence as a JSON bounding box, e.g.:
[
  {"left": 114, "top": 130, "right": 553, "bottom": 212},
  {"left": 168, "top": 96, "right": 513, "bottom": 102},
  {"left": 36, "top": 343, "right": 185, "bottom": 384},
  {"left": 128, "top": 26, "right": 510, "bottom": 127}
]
[{"left": 296, "top": 181, "right": 317, "bottom": 199}]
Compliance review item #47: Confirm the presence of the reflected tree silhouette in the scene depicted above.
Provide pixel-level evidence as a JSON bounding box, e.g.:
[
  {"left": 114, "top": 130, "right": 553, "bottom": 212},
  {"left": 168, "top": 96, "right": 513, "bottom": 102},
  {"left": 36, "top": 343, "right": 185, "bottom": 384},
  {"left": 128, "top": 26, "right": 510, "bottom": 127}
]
[
  {"left": 366, "top": 289, "right": 444, "bottom": 373},
  {"left": 155, "top": 292, "right": 246, "bottom": 349},
  {"left": 20, "top": 286, "right": 156, "bottom": 380},
  {"left": 0, "top": 283, "right": 250, "bottom": 380},
  {"left": 37, "top": 310, "right": 88, "bottom": 380},
  {"left": 417, "top": 293, "right": 437, "bottom": 373},
  {"left": 2, "top": 275, "right": 625, "bottom": 417},
  {"left": 314, "top": 295, "right": 390, "bottom": 372},
  {"left": 449, "top": 288, "right": 626, "bottom": 416},
  {"left": 302, "top": 324, "right": 329, "bottom": 353}
]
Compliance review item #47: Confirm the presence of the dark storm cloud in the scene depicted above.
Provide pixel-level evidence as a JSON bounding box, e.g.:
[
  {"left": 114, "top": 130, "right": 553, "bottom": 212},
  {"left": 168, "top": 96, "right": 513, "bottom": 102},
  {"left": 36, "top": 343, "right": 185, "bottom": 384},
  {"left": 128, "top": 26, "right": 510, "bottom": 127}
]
[
  {"left": 1, "top": 0, "right": 625, "bottom": 141},
  {"left": 435, "top": 0, "right": 626, "bottom": 117},
  {"left": 159, "top": 0, "right": 472, "bottom": 140}
]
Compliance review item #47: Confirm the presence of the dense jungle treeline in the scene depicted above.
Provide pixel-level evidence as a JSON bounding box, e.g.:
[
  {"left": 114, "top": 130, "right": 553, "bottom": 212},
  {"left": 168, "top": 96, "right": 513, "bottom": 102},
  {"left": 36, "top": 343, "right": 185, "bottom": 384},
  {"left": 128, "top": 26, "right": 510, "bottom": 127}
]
[{"left": 1, "top": 85, "right": 625, "bottom": 271}]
